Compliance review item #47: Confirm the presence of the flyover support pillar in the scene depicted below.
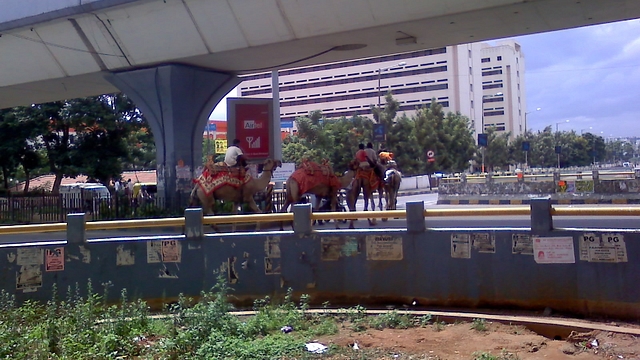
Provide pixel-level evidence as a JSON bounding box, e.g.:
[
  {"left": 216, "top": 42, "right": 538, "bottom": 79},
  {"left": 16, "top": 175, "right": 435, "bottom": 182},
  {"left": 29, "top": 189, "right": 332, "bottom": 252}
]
[{"left": 106, "top": 65, "right": 240, "bottom": 205}]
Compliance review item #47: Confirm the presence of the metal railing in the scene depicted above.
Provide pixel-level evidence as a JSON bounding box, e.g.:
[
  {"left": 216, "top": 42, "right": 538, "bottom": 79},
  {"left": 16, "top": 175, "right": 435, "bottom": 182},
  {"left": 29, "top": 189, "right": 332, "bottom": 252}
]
[
  {"left": 439, "top": 170, "right": 636, "bottom": 184},
  {"left": 2, "top": 204, "right": 640, "bottom": 236}
]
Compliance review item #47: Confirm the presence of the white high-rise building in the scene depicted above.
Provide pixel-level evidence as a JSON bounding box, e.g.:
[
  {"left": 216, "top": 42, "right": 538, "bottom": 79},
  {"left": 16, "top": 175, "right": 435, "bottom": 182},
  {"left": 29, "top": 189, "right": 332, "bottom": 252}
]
[
  {"left": 239, "top": 40, "right": 526, "bottom": 139},
  {"left": 479, "top": 40, "right": 527, "bottom": 136}
]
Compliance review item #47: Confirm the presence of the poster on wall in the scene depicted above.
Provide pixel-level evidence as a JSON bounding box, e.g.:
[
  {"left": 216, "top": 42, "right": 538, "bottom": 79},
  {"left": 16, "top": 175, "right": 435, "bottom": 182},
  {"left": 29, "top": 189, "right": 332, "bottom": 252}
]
[
  {"left": 227, "top": 98, "right": 274, "bottom": 161},
  {"left": 532, "top": 236, "right": 575, "bottom": 264}
]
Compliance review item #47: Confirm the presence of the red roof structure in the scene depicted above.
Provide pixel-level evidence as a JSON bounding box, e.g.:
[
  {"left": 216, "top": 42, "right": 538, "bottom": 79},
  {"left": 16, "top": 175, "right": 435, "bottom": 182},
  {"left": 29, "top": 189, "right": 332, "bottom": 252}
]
[{"left": 14, "top": 170, "right": 158, "bottom": 192}]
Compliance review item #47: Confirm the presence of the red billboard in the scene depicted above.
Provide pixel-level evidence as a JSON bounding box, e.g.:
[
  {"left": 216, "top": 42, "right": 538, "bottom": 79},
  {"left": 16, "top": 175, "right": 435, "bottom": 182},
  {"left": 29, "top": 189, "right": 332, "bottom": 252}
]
[{"left": 227, "top": 99, "right": 273, "bottom": 160}]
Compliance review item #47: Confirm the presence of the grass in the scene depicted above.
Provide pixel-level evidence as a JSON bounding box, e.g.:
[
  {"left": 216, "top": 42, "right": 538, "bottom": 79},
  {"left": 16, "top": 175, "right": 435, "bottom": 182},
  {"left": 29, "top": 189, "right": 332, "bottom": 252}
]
[
  {"left": 473, "top": 350, "right": 520, "bottom": 360},
  {"left": 471, "top": 318, "right": 489, "bottom": 332},
  {"left": 0, "top": 277, "right": 511, "bottom": 359}
]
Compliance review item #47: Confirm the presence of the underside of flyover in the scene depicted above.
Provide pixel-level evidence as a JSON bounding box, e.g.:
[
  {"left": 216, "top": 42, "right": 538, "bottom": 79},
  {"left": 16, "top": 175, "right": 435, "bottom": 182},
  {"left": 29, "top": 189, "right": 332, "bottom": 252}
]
[{"left": 2, "top": 0, "right": 640, "bottom": 109}]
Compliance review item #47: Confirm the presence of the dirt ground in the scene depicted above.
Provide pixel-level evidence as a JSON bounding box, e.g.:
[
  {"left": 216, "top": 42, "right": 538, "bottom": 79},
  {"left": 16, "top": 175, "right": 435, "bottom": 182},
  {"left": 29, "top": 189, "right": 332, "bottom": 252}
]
[{"left": 314, "top": 320, "right": 640, "bottom": 359}]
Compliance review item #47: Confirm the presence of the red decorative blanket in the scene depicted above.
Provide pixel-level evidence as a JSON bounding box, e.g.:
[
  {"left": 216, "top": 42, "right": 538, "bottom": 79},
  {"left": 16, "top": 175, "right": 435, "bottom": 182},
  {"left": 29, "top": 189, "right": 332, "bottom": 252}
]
[
  {"left": 356, "top": 168, "right": 380, "bottom": 190},
  {"left": 194, "top": 164, "right": 251, "bottom": 196},
  {"left": 290, "top": 161, "right": 341, "bottom": 195}
]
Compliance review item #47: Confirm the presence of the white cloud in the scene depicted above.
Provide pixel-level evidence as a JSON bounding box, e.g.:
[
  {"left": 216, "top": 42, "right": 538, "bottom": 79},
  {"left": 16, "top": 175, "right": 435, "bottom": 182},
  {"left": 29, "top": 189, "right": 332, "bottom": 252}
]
[
  {"left": 209, "top": 87, "right": 238, "bottom": 120},
  {"left": 515, "top": 19, "right": 640, "bottom": 136}
]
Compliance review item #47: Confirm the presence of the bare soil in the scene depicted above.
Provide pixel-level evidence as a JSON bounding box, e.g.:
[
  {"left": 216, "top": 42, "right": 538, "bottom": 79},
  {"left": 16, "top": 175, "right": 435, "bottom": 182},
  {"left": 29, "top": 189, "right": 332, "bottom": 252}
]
[{"left": 314, "top": 321, "right": 640, "bottom": 359}]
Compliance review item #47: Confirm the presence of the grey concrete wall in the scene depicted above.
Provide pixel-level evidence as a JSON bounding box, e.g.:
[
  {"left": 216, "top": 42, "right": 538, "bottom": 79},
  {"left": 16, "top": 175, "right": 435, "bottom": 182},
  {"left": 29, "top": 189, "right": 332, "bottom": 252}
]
[
  {"left": 2, "top": 207, "right": 639, "bottom": 319},
  {"left": 439, "top": 179, "right": 640, "bottom": 203}
]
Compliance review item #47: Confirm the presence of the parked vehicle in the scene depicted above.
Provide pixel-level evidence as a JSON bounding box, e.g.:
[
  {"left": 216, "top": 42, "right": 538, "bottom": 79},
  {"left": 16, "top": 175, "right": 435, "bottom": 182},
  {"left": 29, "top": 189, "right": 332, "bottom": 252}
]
[{"left": 60, "top": 183, "right": 111, "bottom": 213}]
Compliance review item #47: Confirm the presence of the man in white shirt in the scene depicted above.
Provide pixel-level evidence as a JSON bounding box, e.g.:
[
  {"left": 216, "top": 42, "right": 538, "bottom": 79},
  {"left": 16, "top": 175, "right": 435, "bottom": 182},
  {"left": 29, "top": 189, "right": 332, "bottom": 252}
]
[{"left": 224, "top": 139, "right": 245, "bottom": 167}]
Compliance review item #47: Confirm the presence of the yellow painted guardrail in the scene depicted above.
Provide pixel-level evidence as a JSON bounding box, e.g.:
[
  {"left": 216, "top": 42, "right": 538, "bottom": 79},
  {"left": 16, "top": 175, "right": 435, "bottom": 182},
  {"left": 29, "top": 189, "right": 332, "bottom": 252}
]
[
  {"left": 0, "top": 223, "right": 67, "bottom": 235},
  {"left": 2, "top": 205, "right": 640, "bottom": 236},
  {"left": 203, "top": 213, "right": 293, "bottom": 225},
  {"left": 85, "top": 218, "right": 186, "bottom": 231},
  {"left": 423, "top": 206, "right": 531, "bottom": 217},
  {"left": 552, "top": 207, "right": 640, "bottom": 217}
]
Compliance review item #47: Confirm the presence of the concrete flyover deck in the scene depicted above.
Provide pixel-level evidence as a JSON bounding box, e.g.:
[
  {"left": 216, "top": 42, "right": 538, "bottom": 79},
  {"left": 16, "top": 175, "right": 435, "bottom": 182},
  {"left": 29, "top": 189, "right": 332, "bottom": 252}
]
[{"left": 2, "top": 0, "right": 640, "bottom": 108}]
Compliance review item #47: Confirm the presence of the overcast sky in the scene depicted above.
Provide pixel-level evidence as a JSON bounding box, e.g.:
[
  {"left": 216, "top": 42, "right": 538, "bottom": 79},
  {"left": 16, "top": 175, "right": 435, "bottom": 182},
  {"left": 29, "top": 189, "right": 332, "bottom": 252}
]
[
  {"left": 507, "top": 18, "right": 640, "bottom": 138},
  {"left": 212, "top": 19, "right": 640, "bottom": 138}
]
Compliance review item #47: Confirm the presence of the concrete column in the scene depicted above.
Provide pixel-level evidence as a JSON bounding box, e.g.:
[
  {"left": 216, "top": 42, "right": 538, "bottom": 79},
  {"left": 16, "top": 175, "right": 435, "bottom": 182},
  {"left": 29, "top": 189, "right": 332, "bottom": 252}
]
[
  {"left": 184, "top": 208, "right": 203, "bottom": 241},
  {"left": 293, "top": 203, "right": 312, "bottom": 235},
  {"left": 406, "top": 201, "right": 426, "bottom": 233},
  {"left": 105, "top": 65, "right": 240, "bottom": 203},
  {"left": 67, "top": 213, "right": 86, "bottom": 244},
  {"left": 592, "top": 170, "right": 600, "bottom": 184},
  {"left": 553, "top": 171, "right": 561, "bottom": 183},
  {"left": 530, "top": 198, "right": 553, "bottom": 234}
]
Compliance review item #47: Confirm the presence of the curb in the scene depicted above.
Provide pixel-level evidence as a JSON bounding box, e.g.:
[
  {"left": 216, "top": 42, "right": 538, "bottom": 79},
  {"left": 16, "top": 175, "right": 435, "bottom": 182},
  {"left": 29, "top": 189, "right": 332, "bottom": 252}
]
[{"left": 437, "top": 198, "right": 640, "bottom": 205}]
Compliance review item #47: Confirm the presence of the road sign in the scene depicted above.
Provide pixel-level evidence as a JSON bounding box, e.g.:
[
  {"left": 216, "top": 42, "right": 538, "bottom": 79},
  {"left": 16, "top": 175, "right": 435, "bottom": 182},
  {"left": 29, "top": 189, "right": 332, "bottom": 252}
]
[
  {"left": 427, "top": 150, "right": 435, "bottom": 162},
  {"left": 522, "top": 141, "right": 530, "bottom": 151},
  {"left": 555, "top": 145, "right": 562, "bottom": 154},
  {"left": 373, "top": 124, "right": 385, "bottom": 142},
  {"left": 478, "top": 133, "right": 488, "bottom": 147}
]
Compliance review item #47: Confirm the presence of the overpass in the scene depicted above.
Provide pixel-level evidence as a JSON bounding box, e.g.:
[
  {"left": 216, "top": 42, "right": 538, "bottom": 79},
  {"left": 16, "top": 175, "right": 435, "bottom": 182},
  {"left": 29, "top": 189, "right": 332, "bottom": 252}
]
[{"left": 2, "top": 0, "right": 640, "bottom": 199}]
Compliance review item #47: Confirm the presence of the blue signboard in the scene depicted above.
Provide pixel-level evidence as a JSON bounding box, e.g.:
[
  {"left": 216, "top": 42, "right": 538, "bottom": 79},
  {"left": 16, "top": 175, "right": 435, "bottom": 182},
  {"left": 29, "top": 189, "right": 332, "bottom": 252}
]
[
  {"left": 373, "top": 124, "right": 385, "bottom": 141},
  {"left": 280, "top": 121, "right": 294, "bottom": 129},
  {"left": 207, "top": 123, "right": 217, "bottom": 132}
]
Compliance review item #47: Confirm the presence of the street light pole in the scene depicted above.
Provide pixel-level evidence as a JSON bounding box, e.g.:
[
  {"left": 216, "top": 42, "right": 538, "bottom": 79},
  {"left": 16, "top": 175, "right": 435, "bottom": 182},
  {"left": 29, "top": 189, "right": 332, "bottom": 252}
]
[
  {"left": 481, "top": 110, "right": 485, "bottom": 173},
  {"left": 524, "top": 107, "right": 541, "bottom": 135},
  {"left": 555, "top": 120, "right": 570, "bottom": 168},
  {"left": 377, "top": 61, "right": 406, "bottom": 109}
]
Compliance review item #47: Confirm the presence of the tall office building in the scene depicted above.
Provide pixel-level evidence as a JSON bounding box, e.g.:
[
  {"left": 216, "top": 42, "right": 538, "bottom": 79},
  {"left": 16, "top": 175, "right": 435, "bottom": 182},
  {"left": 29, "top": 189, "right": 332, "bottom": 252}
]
[{"left": 239, "top": 40, "right": 526, "bottom": 138}]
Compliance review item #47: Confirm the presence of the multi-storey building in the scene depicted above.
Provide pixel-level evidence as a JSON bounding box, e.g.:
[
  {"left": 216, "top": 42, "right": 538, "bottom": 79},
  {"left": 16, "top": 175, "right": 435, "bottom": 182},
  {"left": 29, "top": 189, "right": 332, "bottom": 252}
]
[{"left": 238, "top": 40, "right": 526, "bottom": 138}]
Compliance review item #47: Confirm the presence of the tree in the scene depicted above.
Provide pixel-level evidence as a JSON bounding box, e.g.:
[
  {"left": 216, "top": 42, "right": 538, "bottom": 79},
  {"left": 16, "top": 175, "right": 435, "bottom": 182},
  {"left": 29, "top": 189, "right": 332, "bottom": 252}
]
[
  {"left": 282, "top": 95, "right": 477, "bottom": 176},
  {"left": 21, "top": 94, "right": 149, "bottom": 193},
  {"left": 0, "top": 108, "right": 45, "bottom": 191}
]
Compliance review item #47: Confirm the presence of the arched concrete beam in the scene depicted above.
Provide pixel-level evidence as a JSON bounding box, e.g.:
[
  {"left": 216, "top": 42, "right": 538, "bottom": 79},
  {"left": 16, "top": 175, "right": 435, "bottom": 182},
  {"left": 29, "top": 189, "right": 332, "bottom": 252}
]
[{"left": 106, "top": 64, "right": 240, "bottom": 202}]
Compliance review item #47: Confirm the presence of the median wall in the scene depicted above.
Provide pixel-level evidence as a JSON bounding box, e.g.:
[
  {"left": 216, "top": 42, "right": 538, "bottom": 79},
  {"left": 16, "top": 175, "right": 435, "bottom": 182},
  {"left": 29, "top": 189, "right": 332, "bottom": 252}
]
[
  {"left": 438, "top": 171, "right": 640, "bottom": 204},
  {"left": 1, "top": 202, "right": 639, "bottom": 321}
]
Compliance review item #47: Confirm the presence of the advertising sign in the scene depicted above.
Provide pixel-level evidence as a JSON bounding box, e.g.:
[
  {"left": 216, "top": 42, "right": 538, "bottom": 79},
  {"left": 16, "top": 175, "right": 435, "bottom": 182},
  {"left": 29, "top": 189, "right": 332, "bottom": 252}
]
[
  {"left": 271, "top": 162, "right": 295, "bottom": 182},
  {"left": 214, "top": 139, "right": 227, "bottom": 154},
  {"left": 227, "top": 98, "right": 273, "bottom": 161}
]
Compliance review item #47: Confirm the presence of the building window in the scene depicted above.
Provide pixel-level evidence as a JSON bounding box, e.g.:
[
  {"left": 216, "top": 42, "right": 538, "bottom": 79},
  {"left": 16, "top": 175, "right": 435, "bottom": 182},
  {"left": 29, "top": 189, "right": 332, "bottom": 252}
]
[
  {"left": 497, "top": 56, "right": 502, "bottom": 61},
  {"left": 482, "top": 84, "right": 504, "bottom": 90},
  {"left": 482, "top": 69, "right": 503, "bottom": 76},
  {"left": 481, "top": 57, "right": 490, "bottom": 63}
]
